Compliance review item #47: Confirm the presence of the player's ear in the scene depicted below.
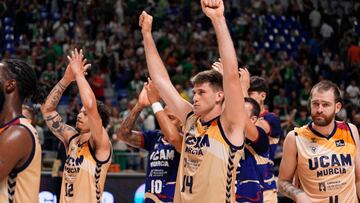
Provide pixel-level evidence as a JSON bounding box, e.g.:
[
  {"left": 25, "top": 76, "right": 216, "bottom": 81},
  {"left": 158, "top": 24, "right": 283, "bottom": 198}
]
[
  {"left": 335, "top": 102, "right": 342, "bottom": 114},
  {"left": 5, "top": 79, "right": 16, "bottom": 93}
]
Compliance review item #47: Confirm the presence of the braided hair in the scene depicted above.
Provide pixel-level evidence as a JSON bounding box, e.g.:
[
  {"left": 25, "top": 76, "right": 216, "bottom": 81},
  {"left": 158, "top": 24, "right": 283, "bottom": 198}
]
[{"left": 1, "top": 59, "right": 41, "bottom": 103}]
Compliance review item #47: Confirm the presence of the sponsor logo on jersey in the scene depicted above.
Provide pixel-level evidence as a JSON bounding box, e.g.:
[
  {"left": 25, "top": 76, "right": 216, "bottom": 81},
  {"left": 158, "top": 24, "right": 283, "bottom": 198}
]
[
  {"left": 184, "top": 134, "right": 210, "bottom": 155},
  {"left": 149, "top": 149, "right": 175, "bottom": 167},
  {"left": 308, "top": 154, "right": 352, "bottom": 177},
  {"left": 335, "top": 139, "right": 345, "bottom": 147}
]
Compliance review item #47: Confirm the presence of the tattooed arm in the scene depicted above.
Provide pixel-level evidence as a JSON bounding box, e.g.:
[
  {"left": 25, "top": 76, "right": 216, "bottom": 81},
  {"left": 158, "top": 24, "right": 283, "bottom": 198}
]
[
  {"left": 116, "top": 102, "right": 145, "bottom": 148},
  {"left": 278, "top": 131, "right": 312, "bottom": 202},
  {"left": 40, "top": 66, "right": 78, "bottom": 146}
]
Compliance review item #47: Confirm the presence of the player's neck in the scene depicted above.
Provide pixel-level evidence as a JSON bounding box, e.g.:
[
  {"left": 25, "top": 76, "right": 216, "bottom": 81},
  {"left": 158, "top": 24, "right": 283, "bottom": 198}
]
[
  {"left": 0, "top": 100, "right": 22, "bottom": 126},
  {"left": 199, "top": 105, "right": 222, "bottom": 123},
  {"left": 78, "top": 132, "right": 91, "bottom": 145},
  {"left": 312, "top": 120, "right": 335, "bottom": 137}
]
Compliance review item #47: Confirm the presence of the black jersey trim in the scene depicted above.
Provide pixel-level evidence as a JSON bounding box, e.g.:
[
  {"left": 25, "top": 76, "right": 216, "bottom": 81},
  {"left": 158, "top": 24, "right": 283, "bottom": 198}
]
[
  {"left": 88, "top": 141, "right": 112, "bottom": 164},
  {"left": 11, "top": 124, "right": 36, "bottom": 173},
  {"left": 217, "top": 117, "right": 244, "bottom": 150}
]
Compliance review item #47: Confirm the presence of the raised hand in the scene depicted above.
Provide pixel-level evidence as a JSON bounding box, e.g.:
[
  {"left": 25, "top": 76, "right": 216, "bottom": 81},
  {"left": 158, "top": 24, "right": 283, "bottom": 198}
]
[
  {"left": 239, "top": 67, "right": 250, "bottom": 93},
  {"left": 200, "top": 0, "right": 224, "bottom": 20},
  {"left": 145, "top": 78, "right": 161, "bottom": 104},
  {"left": 138, "top": 83, "right": 151, "bottom": 108},
  {"left": 139, "top": 11, "right": 153, "bottom": 34},
  {"left": 67, "top": 48, "right": 91, "bottom": 77},
  {"left": 63, "top": 64, "right": 76, "bottom": 83},
  {"left": 212, "top": 59, "right": 224, "bottom": 75}
]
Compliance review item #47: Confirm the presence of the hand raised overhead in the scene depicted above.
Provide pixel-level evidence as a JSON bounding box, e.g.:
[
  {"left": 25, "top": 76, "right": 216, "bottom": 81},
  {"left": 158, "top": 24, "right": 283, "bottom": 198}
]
[
  {"left": 145, "top": 78, "right": 161, "bottom": 104},
  {"left": 138, "top": 83, "right": 151, "bottom": 108},
  {"left": 139, "top": 11, "right": 153, "bottom": 34},
  {"left": 200, "top": 0, "right": 224, "bottom": 20},
  {"left": 67, "top": 48, "right": 91, "bottom": 77}
]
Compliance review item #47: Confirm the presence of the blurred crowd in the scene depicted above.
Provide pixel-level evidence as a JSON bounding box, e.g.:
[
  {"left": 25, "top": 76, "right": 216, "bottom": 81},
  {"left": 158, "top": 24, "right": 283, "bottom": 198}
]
[{"left": 1, "top": 0, "right": 360, "bottom": 172}]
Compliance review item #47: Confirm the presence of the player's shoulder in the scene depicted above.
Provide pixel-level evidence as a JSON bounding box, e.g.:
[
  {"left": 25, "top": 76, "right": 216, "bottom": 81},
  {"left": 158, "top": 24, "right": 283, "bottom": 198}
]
[{"left": 263, "top": 111, "right": 280, "bottom": 122}]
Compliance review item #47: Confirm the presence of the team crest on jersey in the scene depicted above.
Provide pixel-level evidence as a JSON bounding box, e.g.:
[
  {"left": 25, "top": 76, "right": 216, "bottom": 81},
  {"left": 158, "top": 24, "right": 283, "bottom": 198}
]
[
  {"left": 335, "top": 139, "right": 345, "bottom": 147},
  {"left": 310, "top": 146, "right": 317, "bottom": 153},
  {"left": 309, "top": 138, "right": 318, "bottom": 153}
]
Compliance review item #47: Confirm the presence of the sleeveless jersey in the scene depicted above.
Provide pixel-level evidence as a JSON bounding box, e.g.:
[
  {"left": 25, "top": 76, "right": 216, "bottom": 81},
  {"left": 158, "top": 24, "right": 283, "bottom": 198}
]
[
  {"left": 259, "top": 111, "right": 281, "bottom": 192},
  {"left": 142, "top": 130, "right": 180, "bottom": 203},
  {"left": 236, "top": 126, "right": 269, "bottom": 203},
  {"left": 294, "top": 121, "right": 357, "bottom": 203},
  {"left": 0, "top": 116, "right": 42, "bottom": 203},
  {"left": 60, "top": 134, "right": 111, "bottom": 203},
  {"left": 174, "top": 113, "right": 244, "bottom": 203}
]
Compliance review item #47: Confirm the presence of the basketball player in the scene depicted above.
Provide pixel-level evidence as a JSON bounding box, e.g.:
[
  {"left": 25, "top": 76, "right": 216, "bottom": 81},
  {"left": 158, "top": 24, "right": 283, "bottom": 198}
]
[
  {"left": 236, "top": 97, "right": 270, "bottom": 203},
  {"left": 0, "top": 59, "right": 42, "bottom": 203},
  {"left": 211, "top": 62, "right": 271, "bottom": 202},
  {"left": 278, "top": 80, "right": 360, "bottom": 202},
  {"left": 140, "top": 0, "right": 246, "bottom": 201},
  {"left": 116, "top": 79, "right": 182, "bottom": 202},
  {"left": 41, "top": 49, "right": 112, "bottom": 202},
  {"left": 246, "top": 76, "right": 282, "bottom": 202}
]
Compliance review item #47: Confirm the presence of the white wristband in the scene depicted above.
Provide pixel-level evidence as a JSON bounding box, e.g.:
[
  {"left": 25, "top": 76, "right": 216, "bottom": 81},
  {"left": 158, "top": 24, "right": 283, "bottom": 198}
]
[{"left": 151, "top": 102, "right": 163, "bottom": 114}]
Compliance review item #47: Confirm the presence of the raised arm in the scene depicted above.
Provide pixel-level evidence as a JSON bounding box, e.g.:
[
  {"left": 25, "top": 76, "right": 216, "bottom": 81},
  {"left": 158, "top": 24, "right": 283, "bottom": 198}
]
[
  {"left": 139, "top": 11, "right": 192, "bottom": 123},
  {"left": 202, "top": 0, "right": 244, "bottom": 146},
  {"left": 115, "top": 86, "right": 149, "bottom": 148},
  {"left": 146, "top": 78, "right": 183, "bottom": 152},
  {"left": 212, "top": 61, "right": 258, "bottom": 141},
  {"left": 68, "top": 49, "right": 111, "bottom": 161},
  {"left": 278, "top": 131, "right": 312, "bottom": 202},
  {"left": 40, "top": 65, "right": 78, "bottom": 146}
]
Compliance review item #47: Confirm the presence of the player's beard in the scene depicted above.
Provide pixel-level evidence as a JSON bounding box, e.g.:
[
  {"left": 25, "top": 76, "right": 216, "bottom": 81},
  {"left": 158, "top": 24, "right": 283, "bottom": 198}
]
[{"left": 311, "top": 111, "right": 335, "bottom": 127}]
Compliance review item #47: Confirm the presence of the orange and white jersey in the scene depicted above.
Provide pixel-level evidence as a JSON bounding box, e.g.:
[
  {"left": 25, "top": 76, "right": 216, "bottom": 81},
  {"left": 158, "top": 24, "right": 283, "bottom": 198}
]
[
  {"left": 295, "top": 121, "right": 357, "bottom": 203},
  {"left": 0, "top": 117, "right": 42, "bottom": 203},
  {"left": 174, "top": 113, "right": 244, "bottom": 203},
  {"left": 60, "top": 134, "right": 111, "bottom": 203}
]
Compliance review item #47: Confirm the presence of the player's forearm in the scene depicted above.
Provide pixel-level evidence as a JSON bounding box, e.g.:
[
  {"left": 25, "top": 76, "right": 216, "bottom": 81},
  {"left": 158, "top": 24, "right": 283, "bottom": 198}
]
[
  {"left": 42, "top": 78, "right": 71, "bottom": 112},
  {"left": 211, "top": 17, "right": 238, "bottom": 77},
  {"left": 117, "top": 103, "right": 144, "bottom": 140},
  {"left": 142, "top": 33, "right": 171, "bottom": 84},
  {"left": 278, "top": 180, "right": 305, "bottom": 200},
  {"left": 156, "top": 111, "right": 182, "bottom": 146},
  {"left": 244, "top": 121, "right": 259, "bottom": 142},
  {"left": 75, "top": 74, "right": 97, "bottom": 112}
]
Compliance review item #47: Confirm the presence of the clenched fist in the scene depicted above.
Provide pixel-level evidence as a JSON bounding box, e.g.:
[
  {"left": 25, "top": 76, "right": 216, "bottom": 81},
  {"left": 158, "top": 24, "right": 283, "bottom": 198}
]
[
  {"left": 201, "top": 0, "right": 224, "bottom": 20},
  {"left": 139, "top": 11, "right": 153, "bottom": 34}
]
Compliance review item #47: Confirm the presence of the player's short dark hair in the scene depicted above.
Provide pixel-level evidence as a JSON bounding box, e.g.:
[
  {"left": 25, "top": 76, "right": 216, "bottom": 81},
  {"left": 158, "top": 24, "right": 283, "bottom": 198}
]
[
  {"left": 310, "top": 80, "right": 342, "bottom": 104},
  {"left": 245, "top": 97, "right": 261, "bottom": 117},
  {"left": 96, "top": 100, "right": 111, "bottom": 127},
  {"left": 249, "top": 76, "right": 269, "bottom": 95},
  {"left": 191, "top": 69, "right": 223, "bottom": 91},
  {"left": 2, "top": 59, "right": 39, "bottom": 103}
]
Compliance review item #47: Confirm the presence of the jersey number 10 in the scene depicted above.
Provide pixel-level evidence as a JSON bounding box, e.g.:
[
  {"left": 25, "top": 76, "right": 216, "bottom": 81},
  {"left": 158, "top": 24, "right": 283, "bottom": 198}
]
[{"left": 151, "top": 180, "right": 162, "bottom": 194}]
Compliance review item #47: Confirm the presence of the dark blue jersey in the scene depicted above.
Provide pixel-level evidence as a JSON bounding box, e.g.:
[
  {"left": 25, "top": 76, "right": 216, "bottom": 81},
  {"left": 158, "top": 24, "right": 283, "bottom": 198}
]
[
  {"left": 236, "top": 126, "right": 270, "bottom": 203},
  {"left": 143, "top": 130, "right": 180, "bottom": 203},
  {"left": 259, "top": 111, "right": 282, "bottom": 192},
  {"left": 261, "top": 111, "right": 282, "bottom": 161}
]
